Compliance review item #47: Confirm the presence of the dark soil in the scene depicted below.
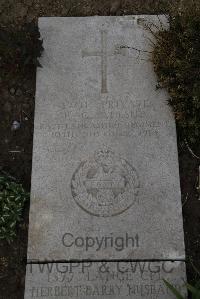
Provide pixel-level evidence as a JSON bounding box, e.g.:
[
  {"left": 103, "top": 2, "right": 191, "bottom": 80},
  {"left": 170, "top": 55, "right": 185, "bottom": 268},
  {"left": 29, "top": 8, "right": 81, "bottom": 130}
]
[
  {"left": 0, "top": 1, "right": 199, "bottom": 298},
  {"left": 178, "top": 139, "right": 200, "bottom": 284}
]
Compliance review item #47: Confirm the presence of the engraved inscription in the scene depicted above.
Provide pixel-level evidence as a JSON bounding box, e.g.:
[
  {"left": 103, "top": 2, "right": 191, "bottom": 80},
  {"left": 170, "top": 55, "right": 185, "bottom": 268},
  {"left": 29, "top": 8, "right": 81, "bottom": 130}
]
[
  {"left": 27, "top": 262, "right": 185, "bottom": 298},
  {"left": 36, "top": 94, "right": 173, "bottom": 140},
  {"left": 71, "top": 148, "right": 140, "bottom": 217}
]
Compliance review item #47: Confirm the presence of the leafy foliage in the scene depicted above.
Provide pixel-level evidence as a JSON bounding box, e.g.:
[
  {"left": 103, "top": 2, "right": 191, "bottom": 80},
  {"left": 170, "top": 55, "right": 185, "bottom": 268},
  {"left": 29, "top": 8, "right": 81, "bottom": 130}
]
[
  {"left": 0, "top": 22, "right": 44, "bottom": 82},
  {"left": 0, "top": 174, "right": 29, "bottom": 242},
  {"left": 153, "top": 1, "right": 200, "bottom": 146}
]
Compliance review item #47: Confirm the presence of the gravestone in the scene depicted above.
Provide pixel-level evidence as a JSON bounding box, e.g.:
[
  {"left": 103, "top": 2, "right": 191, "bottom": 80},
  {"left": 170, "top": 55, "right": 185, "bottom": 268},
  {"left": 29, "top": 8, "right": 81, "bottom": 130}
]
[
  {"left": 25, "top": 261, "right": 187, "bottom": 298},
  {"left": 25, "top": 16, "right": 186, "bottom": 298}
]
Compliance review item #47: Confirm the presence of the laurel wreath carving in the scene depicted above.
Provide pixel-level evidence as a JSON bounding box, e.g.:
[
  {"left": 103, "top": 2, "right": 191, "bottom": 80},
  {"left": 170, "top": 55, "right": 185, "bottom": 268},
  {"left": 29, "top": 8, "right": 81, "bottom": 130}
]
[{"left": 71, "top": 162, "right": 88, "bottom": 196}]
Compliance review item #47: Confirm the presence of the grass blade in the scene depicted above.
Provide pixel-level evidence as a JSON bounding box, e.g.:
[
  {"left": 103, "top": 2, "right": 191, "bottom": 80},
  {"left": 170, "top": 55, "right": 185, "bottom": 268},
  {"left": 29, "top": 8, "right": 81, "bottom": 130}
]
[{"left": 163, "top": 279, "right": 185, "bottom": 299}]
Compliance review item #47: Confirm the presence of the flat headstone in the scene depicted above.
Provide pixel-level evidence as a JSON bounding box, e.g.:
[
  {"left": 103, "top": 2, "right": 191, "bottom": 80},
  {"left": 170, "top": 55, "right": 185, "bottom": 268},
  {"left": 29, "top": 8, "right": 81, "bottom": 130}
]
[
  {"left": 24, "top": 261, "right": 187, "bottom": 299},
  {"left": 28, "top": 16, "right": 185, "bottom": 261}
]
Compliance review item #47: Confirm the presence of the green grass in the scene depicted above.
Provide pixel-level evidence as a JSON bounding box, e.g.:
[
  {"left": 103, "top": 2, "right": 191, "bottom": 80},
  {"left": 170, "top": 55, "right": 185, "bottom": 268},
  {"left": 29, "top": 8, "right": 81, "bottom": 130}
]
[
  {"left": 0, "top": 173, "right": 29, "bottom": 242},
  {"left": 164, "top": 279, "right": 200, "bottom": 299}
]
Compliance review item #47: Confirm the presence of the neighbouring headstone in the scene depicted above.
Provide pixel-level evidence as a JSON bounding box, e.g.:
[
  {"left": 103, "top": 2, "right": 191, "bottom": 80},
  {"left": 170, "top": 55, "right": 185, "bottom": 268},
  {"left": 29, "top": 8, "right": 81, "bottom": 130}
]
[{"left": 25, "top": 16, "right": 186, "bottom": 299}]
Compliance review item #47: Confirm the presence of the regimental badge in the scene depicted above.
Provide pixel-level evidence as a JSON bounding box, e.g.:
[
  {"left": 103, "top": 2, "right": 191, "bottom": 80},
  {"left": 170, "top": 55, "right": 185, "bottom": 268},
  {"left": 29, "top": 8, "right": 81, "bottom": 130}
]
[{"left": 71, "top": 148, "right": 140, "bottom": 217}]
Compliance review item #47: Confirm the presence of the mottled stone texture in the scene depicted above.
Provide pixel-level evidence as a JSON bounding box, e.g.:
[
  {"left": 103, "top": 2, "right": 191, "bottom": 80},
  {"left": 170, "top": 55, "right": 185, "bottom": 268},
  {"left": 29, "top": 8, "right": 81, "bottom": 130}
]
[
  {"left": 24, "top": 262, "right": 187, "bottom": 299},
  {"left": 27, "top": 16, "right": 185, "bottom": 261}
]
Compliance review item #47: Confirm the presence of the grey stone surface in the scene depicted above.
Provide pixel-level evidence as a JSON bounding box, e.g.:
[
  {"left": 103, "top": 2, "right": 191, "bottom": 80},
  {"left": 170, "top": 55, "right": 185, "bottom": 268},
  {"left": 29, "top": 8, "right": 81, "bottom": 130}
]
[
  {"left": 24, "top": 261, "right": 187, "bottom": 298},
  {"left": 28, "top": 16, "right": 185, "bottom": 261}
]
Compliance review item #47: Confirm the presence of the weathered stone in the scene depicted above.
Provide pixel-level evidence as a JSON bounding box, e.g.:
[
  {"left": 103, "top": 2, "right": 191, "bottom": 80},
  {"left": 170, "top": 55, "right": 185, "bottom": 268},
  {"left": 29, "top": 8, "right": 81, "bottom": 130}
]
[
  {"left": 24, "top": 261, "right": 187, "bottom": 299},
  {"left": 28, "top": 16, "right": 185, "bottom": 261}
]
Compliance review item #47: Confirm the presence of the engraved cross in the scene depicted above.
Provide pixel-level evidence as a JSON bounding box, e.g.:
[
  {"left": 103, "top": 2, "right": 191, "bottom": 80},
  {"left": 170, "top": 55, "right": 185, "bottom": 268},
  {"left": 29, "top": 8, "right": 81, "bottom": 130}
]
[{"left": 82, "top": 30, "right": 126, "bottom": 94}]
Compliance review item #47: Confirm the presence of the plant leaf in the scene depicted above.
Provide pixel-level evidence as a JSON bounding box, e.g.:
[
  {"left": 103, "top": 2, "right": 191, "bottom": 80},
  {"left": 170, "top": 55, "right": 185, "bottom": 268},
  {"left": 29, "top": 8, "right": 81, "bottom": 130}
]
[
  {"left": 185, "top": 283, "right": 200, "bottom": 298},
  {"left": 163, "top": 279, "right": 185, "bottom": 299}
]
